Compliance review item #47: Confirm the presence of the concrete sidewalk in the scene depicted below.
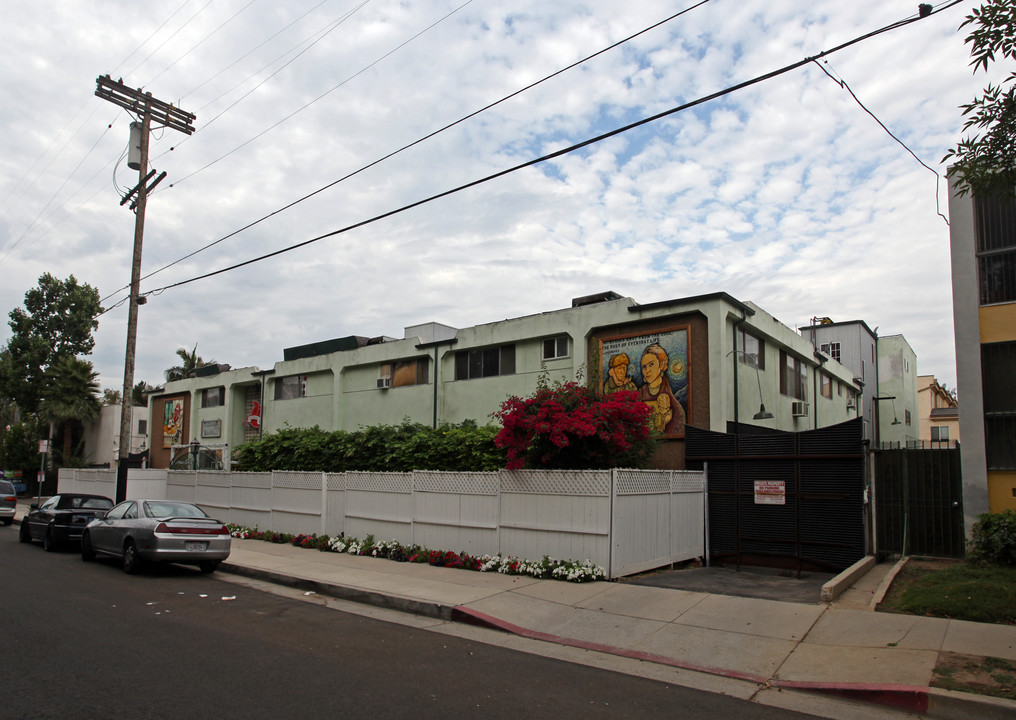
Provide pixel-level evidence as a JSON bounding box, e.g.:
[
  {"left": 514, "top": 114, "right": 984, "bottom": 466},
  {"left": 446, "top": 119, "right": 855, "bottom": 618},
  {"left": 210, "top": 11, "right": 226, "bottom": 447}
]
[
  {"left": 13, "top": 499, "right": 1015, "bottom": 718},
  {"left": 220, "top": 538, "right": 1016, "bottom": 719}
]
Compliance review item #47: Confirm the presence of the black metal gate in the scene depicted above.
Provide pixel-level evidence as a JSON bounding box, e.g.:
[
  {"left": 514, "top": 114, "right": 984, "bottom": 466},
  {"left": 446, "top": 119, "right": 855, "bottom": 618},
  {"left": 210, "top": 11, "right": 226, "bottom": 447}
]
[
  {"left": 685, "top": 418, "right": 866, "bottom": 573},
  {"left": 873, "top": 446, "right": 964, "bottom": 559}
]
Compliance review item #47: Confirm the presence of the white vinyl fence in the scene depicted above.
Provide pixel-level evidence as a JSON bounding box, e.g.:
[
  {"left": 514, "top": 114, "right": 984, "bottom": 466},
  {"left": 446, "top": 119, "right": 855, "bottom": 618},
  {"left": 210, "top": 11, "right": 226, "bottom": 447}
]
[{"left": 58, "top": 466, "right": 706, "bottom": 579}]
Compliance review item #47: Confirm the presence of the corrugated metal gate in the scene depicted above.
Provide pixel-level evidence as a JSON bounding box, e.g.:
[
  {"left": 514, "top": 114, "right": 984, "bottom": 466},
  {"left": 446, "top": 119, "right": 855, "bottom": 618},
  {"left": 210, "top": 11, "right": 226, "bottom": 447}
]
[
  {"left": 873, "top": 446, "right": 964, "bottom": 559},
  {"left": 685, "top": 418, "right": 866, "bottom": 572}
]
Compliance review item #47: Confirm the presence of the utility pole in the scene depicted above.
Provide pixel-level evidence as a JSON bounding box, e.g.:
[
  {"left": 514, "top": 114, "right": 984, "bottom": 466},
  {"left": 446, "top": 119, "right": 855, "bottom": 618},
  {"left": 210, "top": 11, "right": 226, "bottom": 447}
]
[{"left": 95, "top": 76, "right": 196, "bottom": 502}]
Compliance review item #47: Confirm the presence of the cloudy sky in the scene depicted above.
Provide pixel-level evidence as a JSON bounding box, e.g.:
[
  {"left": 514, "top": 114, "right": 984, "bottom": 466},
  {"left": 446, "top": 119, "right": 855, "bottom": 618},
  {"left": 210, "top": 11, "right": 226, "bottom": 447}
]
[{"left": 0, "top": 0, "right": 999, "bottom": 395}]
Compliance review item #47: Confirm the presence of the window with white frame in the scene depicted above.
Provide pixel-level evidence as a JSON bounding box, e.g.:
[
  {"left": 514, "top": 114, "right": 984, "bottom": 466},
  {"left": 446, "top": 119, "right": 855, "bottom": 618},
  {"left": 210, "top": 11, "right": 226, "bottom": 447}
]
[
  {"left": 454, "top": 345, "right": 516, "bottom": 380},
  {"left": 819, "top": 341, "right": 841, "bottom": 362},
  {"left": 779, "top": 350, "right": 807, "bottom": 401},
  {"left": 738, "top": 329, "right": 765, "bottom": 369},
  {"left": 931, "top": 426, "right": 950, "bottom": 442},
  {"left": 274, "top": 374, "right": 307, "bottom": 400},
  {"left": 542, "top": 335, "right": 569, "bottom": 360}
]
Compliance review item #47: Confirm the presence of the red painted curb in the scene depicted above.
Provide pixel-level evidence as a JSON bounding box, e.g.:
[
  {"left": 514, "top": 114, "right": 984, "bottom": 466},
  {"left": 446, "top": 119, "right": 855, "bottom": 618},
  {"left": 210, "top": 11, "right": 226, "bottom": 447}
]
[
  {"left": 451, "top": 605, "right": 769, "bottom": 685},
  {"left": 770, "top": 680, "right": 930, "bottom": 713},
  {"left": 453, "top": 606, "right": 936, "bottom": 714}
]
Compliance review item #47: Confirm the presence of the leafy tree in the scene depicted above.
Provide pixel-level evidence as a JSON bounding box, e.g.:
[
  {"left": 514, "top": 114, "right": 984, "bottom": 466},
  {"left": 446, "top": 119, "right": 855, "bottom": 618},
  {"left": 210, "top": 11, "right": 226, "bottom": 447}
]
[
  {"left": 132, "top": 380, "right": 153, "bottom": 407},
  {"left": 0, "top": 417, "right": 42, "bottom": 473},
  {"left": 102, "top": 388, "right": 121, "bottom": 406},
  {"left": 494, "top": 381, "right": 654, "bottom": 470},
  {"left": 165, "top": 344, "right": 215, "bottom": 382},
  {"left": 0, "top": 274, "right": 101, "bottom": 413},
  {"left": 943, "top": 0, "right": 1016, "bottom": 197},
  {"left": 37, "top": 355, "right": 101, "bottom": 464}
]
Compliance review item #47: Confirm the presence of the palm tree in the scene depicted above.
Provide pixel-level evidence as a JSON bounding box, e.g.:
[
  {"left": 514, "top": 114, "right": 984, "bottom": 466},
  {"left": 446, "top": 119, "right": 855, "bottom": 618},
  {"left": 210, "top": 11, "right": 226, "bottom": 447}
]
[
  {"left": 37, "top": 355, "right": 101, "bottom": 464},
  {"left": 165, "top": 344, "right": 215, "bottom": 382}
]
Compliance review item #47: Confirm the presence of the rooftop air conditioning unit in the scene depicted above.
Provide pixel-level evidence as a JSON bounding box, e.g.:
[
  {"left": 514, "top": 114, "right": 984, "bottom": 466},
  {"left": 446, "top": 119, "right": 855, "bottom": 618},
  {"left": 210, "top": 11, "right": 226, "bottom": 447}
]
[
  {"left": 792, "top": 401, "right": 809, "bottom": 417},
  {"left": 377, "top": 377, "right": 391, "bottom": 389}
]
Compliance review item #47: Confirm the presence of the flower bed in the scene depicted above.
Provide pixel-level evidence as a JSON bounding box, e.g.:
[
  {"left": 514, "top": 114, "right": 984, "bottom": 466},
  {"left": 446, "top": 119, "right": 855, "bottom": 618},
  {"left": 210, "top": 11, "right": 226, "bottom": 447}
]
[{"left": 228, "top": 524, "right": 606, "bottom": 582}]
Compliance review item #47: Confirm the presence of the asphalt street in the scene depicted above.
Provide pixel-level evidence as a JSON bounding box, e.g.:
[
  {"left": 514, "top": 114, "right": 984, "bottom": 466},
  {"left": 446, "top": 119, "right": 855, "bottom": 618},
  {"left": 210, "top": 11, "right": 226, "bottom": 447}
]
[{"left": 1, "top": 527, "right": 835, "bottom": 720}]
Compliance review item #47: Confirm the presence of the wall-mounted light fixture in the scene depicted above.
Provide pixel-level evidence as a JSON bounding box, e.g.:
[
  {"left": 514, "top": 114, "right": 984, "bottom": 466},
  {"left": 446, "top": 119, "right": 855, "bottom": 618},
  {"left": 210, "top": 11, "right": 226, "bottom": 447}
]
[{"left": 727, "top": 350, "right": 773, "bottom": 420}]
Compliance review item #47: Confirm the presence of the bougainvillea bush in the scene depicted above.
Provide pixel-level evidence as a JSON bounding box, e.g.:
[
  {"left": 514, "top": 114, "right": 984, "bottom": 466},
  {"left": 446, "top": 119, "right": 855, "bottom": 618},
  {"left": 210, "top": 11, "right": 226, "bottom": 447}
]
[
  {"left": 228, "top": 525, "right": 606, "bottom": 582},
  {"left": 494, "top": 381, "right": 654, "bottom": 470}
]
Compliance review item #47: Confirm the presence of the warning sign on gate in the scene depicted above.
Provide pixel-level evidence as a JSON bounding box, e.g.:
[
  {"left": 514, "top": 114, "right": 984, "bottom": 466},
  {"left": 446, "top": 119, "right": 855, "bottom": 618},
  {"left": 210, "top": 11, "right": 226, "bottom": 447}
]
[{"left": 754, "top": 480, "right": 785, "bottom": 505}]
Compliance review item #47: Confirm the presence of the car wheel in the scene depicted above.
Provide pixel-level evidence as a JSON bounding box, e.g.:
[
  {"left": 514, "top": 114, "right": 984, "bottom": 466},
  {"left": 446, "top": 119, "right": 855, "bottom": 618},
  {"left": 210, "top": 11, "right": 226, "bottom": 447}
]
[
  {"left": 43, "top": 525, "right": 59, "bottom": 552},
  {"left": 19, "top": 521, "right": 31, "bottom": 543},
  {"left": 198, "top": 560, "right": 220, "bottom": 574},
  {"left": 122, "top": 540, "right": 143, "bottom": 575},
  {"left": 81, "top": 532, "right": 95, "bottom": 562}
]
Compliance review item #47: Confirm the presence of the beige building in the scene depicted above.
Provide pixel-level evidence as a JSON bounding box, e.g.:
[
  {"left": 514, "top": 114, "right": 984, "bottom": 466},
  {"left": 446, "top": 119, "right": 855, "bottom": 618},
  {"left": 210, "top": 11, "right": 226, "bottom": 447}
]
[{"left": 917, "top": 375, "right": 959, "bottom": 448}]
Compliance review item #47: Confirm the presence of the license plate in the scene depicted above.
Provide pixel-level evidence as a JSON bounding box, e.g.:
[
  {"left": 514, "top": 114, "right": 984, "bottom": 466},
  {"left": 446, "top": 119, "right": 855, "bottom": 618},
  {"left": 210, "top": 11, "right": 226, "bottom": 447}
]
[{"left": 185, "top": 542, "right": 208, "bottom": 552}]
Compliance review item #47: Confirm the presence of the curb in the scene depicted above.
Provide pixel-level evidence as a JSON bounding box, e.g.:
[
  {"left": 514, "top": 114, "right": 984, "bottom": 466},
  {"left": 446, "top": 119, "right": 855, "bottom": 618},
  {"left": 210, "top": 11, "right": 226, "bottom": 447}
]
[
  {"left": 221, "top": 561, "right": 1016, "bottom": 720},
  {"left": 218, "top": 561, "right": 454, "bottom": 621}
]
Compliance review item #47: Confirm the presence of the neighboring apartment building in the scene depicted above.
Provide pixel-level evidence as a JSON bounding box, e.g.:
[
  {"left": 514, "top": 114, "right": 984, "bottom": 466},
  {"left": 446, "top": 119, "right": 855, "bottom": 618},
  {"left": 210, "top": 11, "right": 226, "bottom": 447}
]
[
  {"left": 949, "top": 180, "right": 1016, "bottom": 522},
  {"left": 918, "top": 375, "right": 959, "bottom": 448},
  {"left": 798, "top": 318, "right": 914, "bottom": 444},
  {"left": 877, "top": 335, "right": 919, "bottom": 447},
  {"left": 147, "top": 292, "right": 862, "bottom": 471},
  {"left": 81, "top": 404, "right": 149, "bottom": 467}
]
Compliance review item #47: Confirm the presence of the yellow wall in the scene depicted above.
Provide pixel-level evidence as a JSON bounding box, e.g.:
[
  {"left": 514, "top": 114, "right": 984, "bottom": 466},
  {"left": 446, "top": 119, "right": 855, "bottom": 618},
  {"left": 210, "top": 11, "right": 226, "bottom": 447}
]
[
  {"left": 979, "top": 304, "right": 1016, "bottom": 343},
  {"left": 988, "top": 471, "right": 1016, "bottom": 513}
]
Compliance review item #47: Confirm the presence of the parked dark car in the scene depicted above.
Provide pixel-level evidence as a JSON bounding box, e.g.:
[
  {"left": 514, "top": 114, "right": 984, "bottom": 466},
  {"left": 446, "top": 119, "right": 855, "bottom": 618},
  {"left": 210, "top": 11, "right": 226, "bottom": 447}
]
[
  {"left": 0, "top": 480, "right": 16, "bottom": 526},
  {"left": 20, "top": 494, "right": 115, "bottom": 550},
  {"left": 82, "top": 499, "right": 231, "bottom": 574}
]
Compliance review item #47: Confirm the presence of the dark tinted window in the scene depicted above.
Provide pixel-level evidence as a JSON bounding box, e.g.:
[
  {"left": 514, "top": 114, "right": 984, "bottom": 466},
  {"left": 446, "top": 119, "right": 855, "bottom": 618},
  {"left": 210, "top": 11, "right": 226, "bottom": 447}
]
[{"left": 0, "top": 481, "right": 15, "bottom": 495}]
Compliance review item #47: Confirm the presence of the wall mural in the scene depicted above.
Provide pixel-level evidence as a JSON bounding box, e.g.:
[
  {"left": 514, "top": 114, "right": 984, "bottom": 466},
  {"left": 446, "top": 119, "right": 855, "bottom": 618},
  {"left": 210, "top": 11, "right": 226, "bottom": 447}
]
[
  {"left": 600, "top": 327, "right": 689, "bottom": 437},
  {"left": 163, "top": 398, "right": 183, "bottom": 448}
]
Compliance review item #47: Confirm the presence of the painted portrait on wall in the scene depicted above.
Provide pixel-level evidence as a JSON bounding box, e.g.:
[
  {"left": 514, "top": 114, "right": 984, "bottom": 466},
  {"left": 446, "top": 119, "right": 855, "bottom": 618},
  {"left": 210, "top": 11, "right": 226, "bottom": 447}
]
[
  {"left": 600, "top": 327, "right": 689, "bottom": 437},
  {"left": 163, "top": 398, "right": 183, "bottom": 448}
]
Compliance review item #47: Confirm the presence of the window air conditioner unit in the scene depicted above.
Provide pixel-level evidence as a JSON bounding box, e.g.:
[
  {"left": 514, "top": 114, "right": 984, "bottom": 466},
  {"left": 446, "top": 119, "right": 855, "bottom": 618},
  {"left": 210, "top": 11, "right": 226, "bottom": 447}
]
[
  {"left": 377, "top": 377, "right": 391, "bottom": 389},
  {"left": 792, "top": 401, "right": 809, "bottom": 417}
]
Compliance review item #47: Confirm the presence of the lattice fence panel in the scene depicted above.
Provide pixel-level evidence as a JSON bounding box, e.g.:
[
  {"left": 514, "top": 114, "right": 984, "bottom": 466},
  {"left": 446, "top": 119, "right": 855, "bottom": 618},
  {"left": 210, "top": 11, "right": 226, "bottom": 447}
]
[
  {"left": 414, "top": 470, "right": 499, "bottom": 495},
  {"left": 229, "top": 472, "right": 271, "bottom": 489},
  {"left": 500, "top": 469, "right": 610, "bottom": 496},
  {"left": 345, "top": 472, "right": 412, "bottom": 494},
  {"left": 325, "top": 473, "right": 346, "bottom": 491},
  {"left": 272, "top": 471, "right": 322, "bottom": 490},
  {"left": 615, "top": 469, "right": 670, "bottom": 495},
  {"left": 672, "top": 470, "right": 706, "bottom": 493}
]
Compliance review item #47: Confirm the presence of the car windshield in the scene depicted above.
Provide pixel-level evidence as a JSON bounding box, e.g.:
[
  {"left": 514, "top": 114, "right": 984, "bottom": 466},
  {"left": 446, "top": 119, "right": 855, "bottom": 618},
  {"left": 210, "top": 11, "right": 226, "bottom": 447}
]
[{"left": 143, "top": 501, "right": 209, "bottom": 519}]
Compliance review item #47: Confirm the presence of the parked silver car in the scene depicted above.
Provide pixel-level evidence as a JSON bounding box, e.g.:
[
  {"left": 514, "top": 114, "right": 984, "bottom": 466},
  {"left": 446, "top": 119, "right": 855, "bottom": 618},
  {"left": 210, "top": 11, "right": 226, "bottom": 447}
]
[
  {"left": 0, "top": 480, "right": 16, "bottom": 526},
  {"left": 81, "top": 499, "right": 231, "bottom": 574}
]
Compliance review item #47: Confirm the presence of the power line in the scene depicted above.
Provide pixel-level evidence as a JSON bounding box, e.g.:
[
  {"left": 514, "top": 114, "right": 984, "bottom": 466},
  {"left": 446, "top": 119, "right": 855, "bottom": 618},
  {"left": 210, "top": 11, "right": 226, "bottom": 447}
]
[
  {"left": 140, "top": 2, "right": 954, "bottom": 299},
  {"left": 812, "top": 59, "right": 950, "bottom": 227},
  {"left": 121, "top": 0, "right": 714, "bottom": 301}
]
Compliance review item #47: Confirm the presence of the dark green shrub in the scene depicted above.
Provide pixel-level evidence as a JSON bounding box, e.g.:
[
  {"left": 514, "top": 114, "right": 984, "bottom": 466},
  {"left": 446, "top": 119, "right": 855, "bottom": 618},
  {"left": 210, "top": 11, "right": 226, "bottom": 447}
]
[
  {"left": 969, "top": 510, "right": 1016, "bottom": 567},
  {"left": 232, "top": 419, "right": 505, "bottom": 472}
]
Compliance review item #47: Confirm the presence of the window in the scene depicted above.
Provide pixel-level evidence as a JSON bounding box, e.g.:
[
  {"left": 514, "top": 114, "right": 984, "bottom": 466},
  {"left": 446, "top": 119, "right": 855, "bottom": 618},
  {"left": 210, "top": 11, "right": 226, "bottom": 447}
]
[
  {"left": 820, "top": 372, "right": 832, "bottom": 399},
  {"left": 454, "top": 344, "right": 516, "bottom": 380},
  {"left": 201, "top": 386, "right": 224, "bottom": 408},
  {"left": 542, "top": 336, "right": 569, "bottom": 360},
  {"left": 975, "top": 194, "right": 1016, "bottom": 305},
  {"left": 779, "top": 350, "right": 807, "bottom": 401},
  {"left": 379, "top": 358, "right": 429, "bottom": 388},
  {"left": 931, "top": 426, "right": 950, "bottom": 442},
  {"left": 738, "top": 330, "right": 765, "bottom": 369},
  {"left": 982, "top": 341, "right": 1016, "bottom": 469},
  {"left": 137, "top": 419, "right": 148, "bottom": 435},
  {"left": 905, "top": 409, "right": 912, "bottom": 426},
  {"left": 819, "top": 342, "right": 841, "bottom": 363},
  {"left": 274, "top": 375, "right": 307, "bottom": 400}
]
